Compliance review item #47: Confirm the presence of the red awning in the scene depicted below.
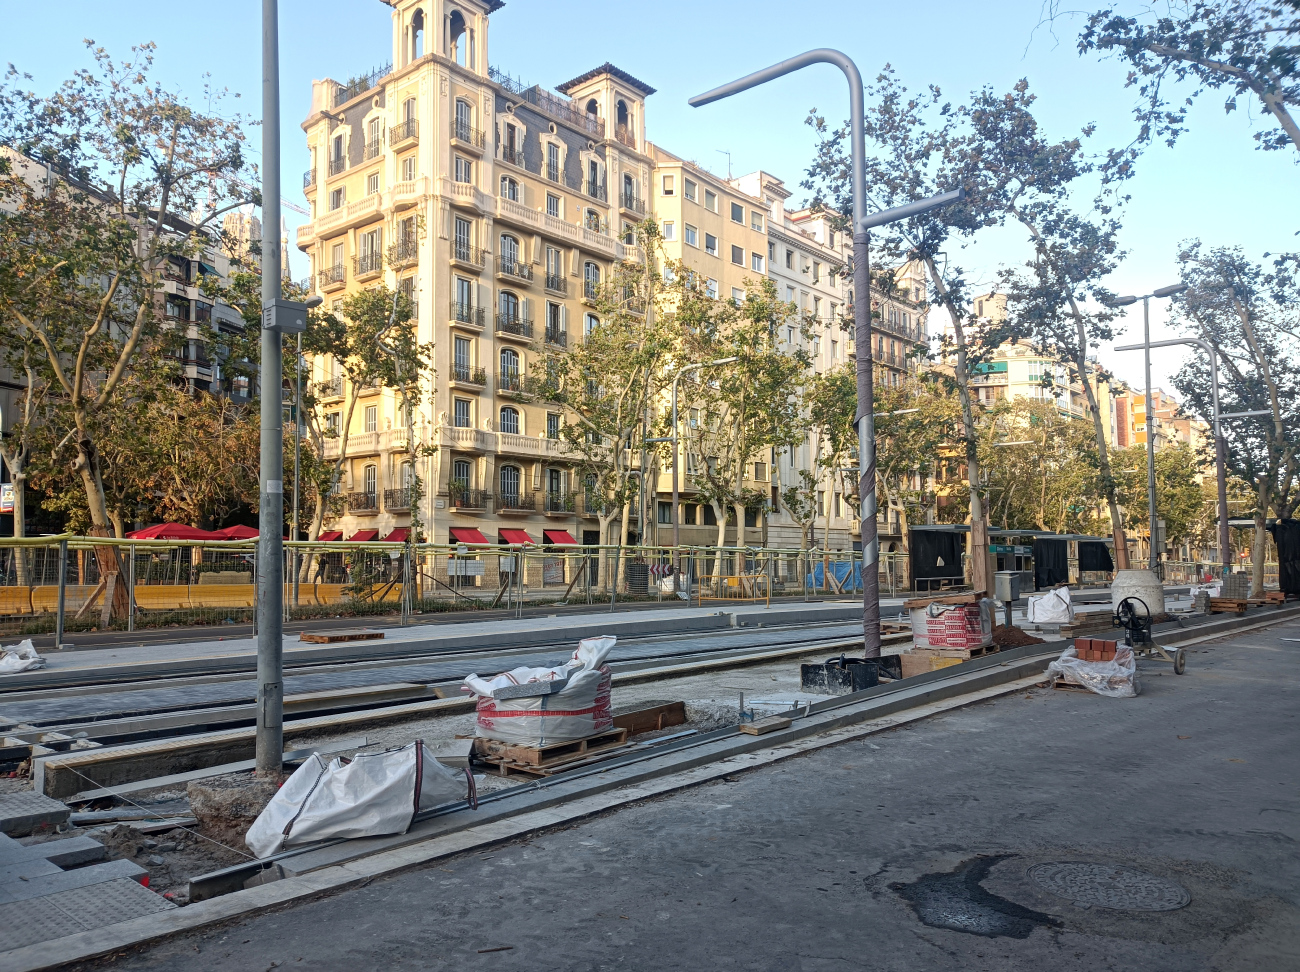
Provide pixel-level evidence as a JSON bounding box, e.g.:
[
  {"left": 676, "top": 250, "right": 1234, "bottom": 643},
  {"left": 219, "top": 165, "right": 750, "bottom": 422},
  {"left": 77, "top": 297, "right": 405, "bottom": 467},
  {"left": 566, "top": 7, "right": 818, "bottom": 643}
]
[
  {"left": 499, "top": 529, "right": 535, "bottom": 545},
  {"left": 381, "top": 528, "right": 410, "bottom": 543},
  {"left": 348, "top": 530, "right": 379, "bottom": 542},
  {"left": 317, "top": 531, "right": 343, "bottom": 542},
  {"left": 215, "top": 524, "right": 260, "bottom": 540},
  {"left": 542, "top": 529, "right": 577, "bottom": 545},
  {"left": 449, "top": 527, "right": 489, "bottom": 545},
  {"left": 125, "top": 523, "right": 224, "bottom": 541}
]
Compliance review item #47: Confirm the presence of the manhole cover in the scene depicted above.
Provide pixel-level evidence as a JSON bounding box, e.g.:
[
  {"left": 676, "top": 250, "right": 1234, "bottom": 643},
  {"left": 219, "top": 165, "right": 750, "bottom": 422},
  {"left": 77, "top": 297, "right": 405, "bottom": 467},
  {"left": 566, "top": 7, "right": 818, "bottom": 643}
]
[{"left": 1027, "top": 862, "right": 1191, "bottom": 911}]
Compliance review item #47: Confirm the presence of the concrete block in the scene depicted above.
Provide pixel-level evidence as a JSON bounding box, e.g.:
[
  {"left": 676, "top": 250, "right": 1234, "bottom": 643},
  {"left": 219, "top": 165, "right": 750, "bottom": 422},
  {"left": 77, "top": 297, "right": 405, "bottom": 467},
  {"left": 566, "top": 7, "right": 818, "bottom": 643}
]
[
  {"left": 0, "top": 876, "right": 175, "bottom": 951},
  {"left": 0, "top": 857, "right": 147, "bottom": 904},
  {"left": 0, "top": 833, "right": 106, "bottom": 868},
  {"left": 0, "top": 791, "right": 71, "bottom": 836},
  {"left": 0, "top": 857, "right": 63, "bottom": 883},
  {"left": 491, "top": 676, "right": 568, "bottom": 700},
  {"left": 430, "top": 739, "right": 474, "bottom": 768}
]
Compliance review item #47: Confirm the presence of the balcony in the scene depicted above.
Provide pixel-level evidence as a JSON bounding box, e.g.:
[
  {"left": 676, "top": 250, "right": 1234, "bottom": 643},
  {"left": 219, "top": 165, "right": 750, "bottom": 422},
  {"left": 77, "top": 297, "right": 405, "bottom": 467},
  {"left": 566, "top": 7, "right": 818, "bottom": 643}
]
[
  {"left": 546, "top": 162, "right": 561, "bottom": 183},
  {"left": 388, "top": 238, "right": 418, "bottom": 269},
  {"left": 544, "top": 491, "right": 576, "bottom": 514},
  {"left": 496, "top": 257, "right": 533, "bottom": 283},
  {"left": 582, "top": 279, "right": 600, "bottom": 304},
  {"left": 318, "top": 375, "right": 344, "bottom": 399},
  {"left": 449, "top": 485, "right": 488, "bottom": 511},
  {"left": 544, "top": 272, "right": 567, "bottom": 296},
  {"left": 450, "top": 301, "right": 485, "bottom": 328},
  {"left": 451, "top": 121, "right": 485, "bottom": 153},
  {"left": 497, "top": 371, "right": 543, "bottom": 398},
  {"left": 500, "top": 145, "right": 526, "bottom": 169},
  {"left": 384, "top": 487, "right": 413, "bottom": 512},
  {"left": 586, "top": 180, "right": 608, "bottom": 203},
  {"left": 451, "top": 364, "right": 487, "bottom": 386},
  {"left": 334, "top": 64, "right": 390, "bottom": 107},
  {"left": 614, "top": 124, "right": 636, "bottom": 150},
  {"left": 544, "top": 325, "right": 567, "bottom": 348},
  {"left": 496, "top": 491, "right": 537, "bottom": 514},
  {"left": 354, "top": 251, "right": 383, "bottom": 280},
  {"left": 390, "top": 119, "right": 418, "bottom": 146},
  {"left": 495, "top": 313, "right": 533, "bottom": 340},
  {"left": 363, "top": 139, "right": 381, "bottom": 161},
  {"left": 450, "top": 241, "right": 486, "bottom": 271},
  {"left": 318, "top": 265, "right": 346, "bottom": 292},
  {"left": 348, "top": 492, "right": 380, "bottom": 514},
  {"left": 296, "top": 194, "right": 383, "bottom": 245},
  {"left": 303, "top": 169, "right": 317, "bottom": 191},
  {"left": 328, "top": 157, "right": 347, "bottom": 177},
  {"left": 619, "top": 191, "right": 645, "bottom": 216}
]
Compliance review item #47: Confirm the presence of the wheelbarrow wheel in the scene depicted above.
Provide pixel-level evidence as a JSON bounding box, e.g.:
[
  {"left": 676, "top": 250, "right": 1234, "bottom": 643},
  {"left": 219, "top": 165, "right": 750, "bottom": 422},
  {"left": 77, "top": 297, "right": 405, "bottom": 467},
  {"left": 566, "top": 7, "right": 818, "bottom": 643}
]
[{"left": 1173, "top": 648, "right": 1186, "bottom": 675}]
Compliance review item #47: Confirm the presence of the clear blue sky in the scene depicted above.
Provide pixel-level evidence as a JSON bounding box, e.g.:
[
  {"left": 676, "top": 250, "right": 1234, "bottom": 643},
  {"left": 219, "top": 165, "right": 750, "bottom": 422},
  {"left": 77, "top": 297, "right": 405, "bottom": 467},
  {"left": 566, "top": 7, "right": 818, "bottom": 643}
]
[{"left": 5, "top": 0, "right": 1297, "bottom": 393}]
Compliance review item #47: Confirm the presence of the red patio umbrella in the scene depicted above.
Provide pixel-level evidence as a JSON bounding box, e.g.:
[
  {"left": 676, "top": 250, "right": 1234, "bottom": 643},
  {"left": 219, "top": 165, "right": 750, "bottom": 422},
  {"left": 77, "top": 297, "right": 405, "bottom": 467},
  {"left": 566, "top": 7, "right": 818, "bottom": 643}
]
[
  {"left": 125, "top": 523, "right": 225, "bottom": 541},
  {"left": 214, "top": 524, "right": 260, "bottom": 540}
]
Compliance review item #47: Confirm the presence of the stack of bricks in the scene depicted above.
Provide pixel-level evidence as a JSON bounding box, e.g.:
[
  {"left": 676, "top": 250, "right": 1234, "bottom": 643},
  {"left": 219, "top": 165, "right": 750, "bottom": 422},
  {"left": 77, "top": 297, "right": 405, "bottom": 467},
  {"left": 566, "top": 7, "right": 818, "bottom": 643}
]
[
  {"left": 1221, "top": 573, "right": 1250, "bottom": 599},
  {"left": 926, "top": 605, "right": 984, "bottom": 649},
  {"left": 1074, "top": 638, "right": 1119, "bottom": 662}
]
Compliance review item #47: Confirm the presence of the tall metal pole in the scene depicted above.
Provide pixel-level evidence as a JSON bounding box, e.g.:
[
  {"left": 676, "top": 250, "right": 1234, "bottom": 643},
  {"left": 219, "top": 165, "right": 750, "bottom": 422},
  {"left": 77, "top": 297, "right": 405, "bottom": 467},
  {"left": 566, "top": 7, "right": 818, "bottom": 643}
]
[
  {"left": 1142, "top": 296, "right": 1159, "bottom": 571},
  {"left": 1211, "top": 356, "right": 1230, "bottom": 577},
  {"left": 256, "top": 0, "right": 284, "bottom": 778}
]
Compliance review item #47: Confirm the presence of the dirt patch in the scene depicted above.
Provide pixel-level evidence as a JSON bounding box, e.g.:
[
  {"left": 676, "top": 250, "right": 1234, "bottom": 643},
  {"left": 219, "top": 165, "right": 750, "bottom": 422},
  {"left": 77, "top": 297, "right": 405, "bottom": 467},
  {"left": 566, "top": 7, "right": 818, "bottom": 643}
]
[
  {"left": 97, "top": 822, "right": 250, "bottom": 902},
  {"left": 992, "top": 625, "right": 1046, "bottom": 649},
  {"left": 187, "top": 774, "right": 280, "bottom": 848}
]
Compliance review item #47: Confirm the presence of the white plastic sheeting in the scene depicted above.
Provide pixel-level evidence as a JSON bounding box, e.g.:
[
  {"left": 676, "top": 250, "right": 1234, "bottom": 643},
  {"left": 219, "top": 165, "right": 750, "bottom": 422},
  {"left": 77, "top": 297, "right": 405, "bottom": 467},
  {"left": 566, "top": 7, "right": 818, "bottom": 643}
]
[
  {"left": 465, "top": 635, "right": 616, "bottom": 747},
  {"left": 245, "top": 741, "right": 473, "bottom": 859},
  {"left": 1026, "top": 587, "right": 1075, "bottom": 624},
  {"left": 1046, "top": 644, "right": 1141, "bottom": 698},
  {"left": 0, "top": 640, "right": 45, "bottom": 674},
  {"left": 909, "top": 599, "right": 995, "bottom": 650}
]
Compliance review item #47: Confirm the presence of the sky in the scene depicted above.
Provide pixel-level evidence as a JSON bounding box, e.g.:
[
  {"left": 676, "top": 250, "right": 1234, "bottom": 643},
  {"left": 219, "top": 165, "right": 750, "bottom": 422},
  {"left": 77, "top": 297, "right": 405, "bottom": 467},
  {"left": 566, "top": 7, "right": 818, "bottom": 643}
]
[{"left": 4, "top": 0, "right": 1297, "bottom": 394}]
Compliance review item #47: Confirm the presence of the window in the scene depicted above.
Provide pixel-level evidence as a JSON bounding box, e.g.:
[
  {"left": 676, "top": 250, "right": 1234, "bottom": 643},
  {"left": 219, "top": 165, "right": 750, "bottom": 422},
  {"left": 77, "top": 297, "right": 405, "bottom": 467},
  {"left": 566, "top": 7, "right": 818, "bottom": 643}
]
[
  {"left": 585, "top": 209, "right": 601, "bottom": 232},
  {"left": 684, "top": 224, "right": 698, "bottom": 247},
  {"left": 498, "top": 464, "right": 521, "bottom": 497},
  {"left": 829, "top": 268, "right": 837, "bottom": 285},
  {"left": 785, "top": 249, "right": 794, "bottom": 269},
  {"left": 658, "top": 502, "right": 672, "bottom": 525},
  {"left": 706, "top": 234, "right": 719, "bottom": 256},
  {"left": 812, "top": 261, "right": 821, "bottom": 284},
  {"left": 817, "top": 491, "right": 825, "bottom": 516},
  {"left": 813, "top": 336, "right": 821, "bottom": 356},
  {"left": 454, "top": 156, "right": 473, "bottom": 183},
  {"left": 705, "top": 278, "right": 718, "bottom": 299},
  {"left": 684, "top": 504, "right": 698, "bottom": 525},
  {"left": 498, "top": 291, "right": 520, "bottom": 321},
  {"left": 813, "top": 296, "right": 821, "bottom": 317},
  {"left": 455, "top": 276, "right": 473, "bottom": 313},
  {"left": 364, "top": 405, "right": 378, "bottom": 433},
  {"left": 331, "top": 134, "right": 345, "bottom": 168},
  {"left": 364, "top": 171, "right": 378, "bottom": 196},
  {"left": 730, "top": 244, "right": 743, "bottom": 265},
  {"left": 684, "top": 179, "right": 697, "bottom": 202},
  {"left": 546, "top": 193, "right": 560, "bottom": 217},
  {"left": 455, "top": 99, "right": 471, "bottom": 137},
  {"left": 499, "top": 234, "right": 520, "bottom": 271},
  {"left": 661, "top": 174, "right": 674, "bottom": 195},
  {"left": 401, "top": 156, "right": 415, "bottom": 181},
  {"left": 751, "top": 211, "right": 764, "bottom": 232},
  {"left": 731, "top": 287, "right": 745, "bottom": 305},
  {"left": 584, "top": 312, "right": 599, "bottom": 336},
  {"left": 329, "top": 187, "right": 345, "bottom": 211},
  {"left": 453, "top": 399, "right": 471, "bottom": 428},
  {"left": 622, "top": 222, "right": 634, "bottom": 245},
  {"left": 587, "top": 159, "right": 602, "bottom": 198},
  {"left": 547, "top": 142, "right": 561, "bottom": 182},
  {"left": 500, "top": 176, "right": 519, "bottom": 201},
  {"left": 661, "top": 220, "right": 675, "bottom": 241},
  {"left": 584, "top": 262, "right": 600, "bottom": 299},
  {"left": 730, "top": 201, "right": 744, "bottom": 223},
  {"left": 703, "top": 504, "right": 717, "bottom": 526},
  {"left": 454, "top": 216, "right": 473, "bottom": 254},
  {"left": 325, "top": 412, "right": 340, "bottom": 434},
  {"left": 704, "top": 190, "right": 717, "bottom": 212},
  {"left": 834, "top": 493, "right": 842, "bottom": 518},
  {"left": 454, "top": 336, "right": 471, "bottom": 376},
  {"left": 452, "top": 459, "right": 472, "bottom": 489},
  {"left": 547, "top": 412, "right": 561, "bottom": 439},
  {"left": 751, "top": 252, "right": 764, "bottom": 272},
  {"left": 499, "top": 347, "right": 520, "bottom": 377},
  {"left": 363, "top": 464, "right": 377, "bottom": 498},
  {"left": 831, "top": 339, "right": 838, "bottom": 360},
  {"left": 499, "top": 406, "right": 520, "bottom": 434}
]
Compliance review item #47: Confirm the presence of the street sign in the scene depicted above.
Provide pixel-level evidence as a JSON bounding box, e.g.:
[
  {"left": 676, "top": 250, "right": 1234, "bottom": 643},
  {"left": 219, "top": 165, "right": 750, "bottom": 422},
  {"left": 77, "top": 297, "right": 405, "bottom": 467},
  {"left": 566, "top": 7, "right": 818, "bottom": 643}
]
[{"left": 0, "top": 483, "right": 12, "bottom": 514}]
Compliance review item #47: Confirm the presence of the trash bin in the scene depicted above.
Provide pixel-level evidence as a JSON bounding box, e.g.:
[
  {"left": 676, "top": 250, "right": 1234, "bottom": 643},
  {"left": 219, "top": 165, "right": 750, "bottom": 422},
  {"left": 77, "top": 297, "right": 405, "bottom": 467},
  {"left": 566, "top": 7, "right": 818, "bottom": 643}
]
[{"left": 625, "top": 561, "right": 649, "bottom": 594}]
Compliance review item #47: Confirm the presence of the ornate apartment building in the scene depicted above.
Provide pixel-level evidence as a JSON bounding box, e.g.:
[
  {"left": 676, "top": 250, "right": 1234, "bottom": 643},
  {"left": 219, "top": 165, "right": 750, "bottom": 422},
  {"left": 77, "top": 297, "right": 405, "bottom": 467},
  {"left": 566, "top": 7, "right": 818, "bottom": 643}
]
[{"left": 296, "top": 0, "right": 930, "bottom": 551}]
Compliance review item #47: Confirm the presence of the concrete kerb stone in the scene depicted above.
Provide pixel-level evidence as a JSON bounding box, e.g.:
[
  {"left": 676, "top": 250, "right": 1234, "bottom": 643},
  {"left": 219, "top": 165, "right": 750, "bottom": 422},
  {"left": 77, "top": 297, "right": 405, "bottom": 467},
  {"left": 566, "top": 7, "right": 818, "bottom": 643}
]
[{"left": 0, "top": 670, "right": 1048, "bottom": 972}]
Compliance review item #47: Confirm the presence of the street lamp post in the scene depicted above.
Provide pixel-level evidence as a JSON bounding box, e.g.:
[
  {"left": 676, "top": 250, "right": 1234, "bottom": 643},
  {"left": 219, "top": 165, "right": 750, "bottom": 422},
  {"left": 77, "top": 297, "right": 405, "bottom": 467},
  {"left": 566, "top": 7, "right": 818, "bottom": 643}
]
[
  {"left": 691, "top": 50, "right": 964, "bottom": 657},
  {"left": 647, "top": 357, "right": 738, "bottom": 592}
]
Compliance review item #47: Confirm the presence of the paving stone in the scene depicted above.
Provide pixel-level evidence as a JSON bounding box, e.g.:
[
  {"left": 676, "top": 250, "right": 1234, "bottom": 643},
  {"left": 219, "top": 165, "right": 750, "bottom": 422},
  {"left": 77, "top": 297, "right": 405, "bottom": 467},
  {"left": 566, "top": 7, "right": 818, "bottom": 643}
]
[
  {"left": 0, "top": 857, "right": 146, "bottom": 904},
  {"left": 0, "top": 877, "right": 175, "bottom": 951},
  {"left": 0, "top": 791, "right": 70, "bottom": 836},
  {"left": 0, "top": 857, "right": 62, "bottom": 883},
  {"left": 0, "top": 833, "right": 106, "bottom": 868}
]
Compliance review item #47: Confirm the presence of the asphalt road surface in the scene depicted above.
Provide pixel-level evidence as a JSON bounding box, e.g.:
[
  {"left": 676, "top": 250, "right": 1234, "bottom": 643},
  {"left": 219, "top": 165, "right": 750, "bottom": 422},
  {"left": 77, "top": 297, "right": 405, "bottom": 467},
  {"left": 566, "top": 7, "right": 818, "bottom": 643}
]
[{"left": 91, "top": 620, "right": 1300, "bottom": 971}]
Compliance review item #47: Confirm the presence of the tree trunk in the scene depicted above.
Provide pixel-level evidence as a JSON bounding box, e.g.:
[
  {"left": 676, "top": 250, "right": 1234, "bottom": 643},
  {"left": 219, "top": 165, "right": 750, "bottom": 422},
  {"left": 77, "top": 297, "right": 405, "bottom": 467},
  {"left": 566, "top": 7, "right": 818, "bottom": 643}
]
[
  {"left": 1250, "top": 514, "right": 1267, "bottom": 598},
  {"left": 9, "top": 470, "right": 28, "bottom": 587}
]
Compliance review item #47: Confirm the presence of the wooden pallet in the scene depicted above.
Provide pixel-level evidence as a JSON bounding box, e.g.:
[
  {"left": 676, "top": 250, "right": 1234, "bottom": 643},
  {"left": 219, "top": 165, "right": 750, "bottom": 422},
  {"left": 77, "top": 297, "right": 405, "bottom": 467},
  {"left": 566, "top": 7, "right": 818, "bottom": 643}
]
[
  {"left": 914, "top": 643, "right": 997, "bottom": 659},
  {"left": 298, "top": 628, "right": 385, "bottom": 644},
  {"left": 1209, "top": 597, "right": 1248, "bottom": 615},
  {"left": 612, "top": 701, "right": 686, "bottom": 735},
  {"left": 473, "top": 727, "right": 629, "bottom": 771}
]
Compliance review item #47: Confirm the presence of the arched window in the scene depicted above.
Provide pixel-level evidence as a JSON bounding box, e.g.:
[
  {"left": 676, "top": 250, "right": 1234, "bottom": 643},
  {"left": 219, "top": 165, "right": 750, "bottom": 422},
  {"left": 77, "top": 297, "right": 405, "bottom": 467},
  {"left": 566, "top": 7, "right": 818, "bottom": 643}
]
[
  {"left": 583, "top": 262, "right": 600, "bottom": 299},
  {"left": 499, "top": 464, "right": 522, "bottom": 498},
  {"left": 499, "top": 347, "right": 520, "bottom": 375},
  {"left": 584, "top": 313, "right": 599, "bottom": 337},
  {"left": 449, "top": 9, "right": 467, "bottom": 66},
  {"left": 400, "top": 461, "right": 414, "bottom": 487},
  {"left": 499, "top": 406, "right": 520, "bottom": 435},
  {"left": 616, "top": 100, "right": 629, "bottom": 128},
  {"left": 499, "top": 176, "right": 519, "bottom": 201},
  {"left": 363, "top": 464, "right": 377, "bottom": 498},
  {"left": 499, "top": 234, "right": 520, "bottom": 271},
  {"left": 585, "top": 209, "right": 601, "bottom": 232},
  {"left": 498, "top": 290, "right": 519, "bottom": 322},
  {"left": 585, "top": 98, "right": 599, "bottom": 116},
  {"left": 411, "top": 9, "right": 425, "bottom": 61},
  {"left": 452, "top": 459, "right": 472, "bottom": 488}
]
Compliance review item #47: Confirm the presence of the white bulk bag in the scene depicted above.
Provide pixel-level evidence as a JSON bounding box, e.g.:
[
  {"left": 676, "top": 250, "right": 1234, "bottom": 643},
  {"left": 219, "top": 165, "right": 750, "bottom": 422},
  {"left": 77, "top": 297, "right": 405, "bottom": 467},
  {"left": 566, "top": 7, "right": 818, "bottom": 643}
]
[
  {"left": 464, "top": 635, "right": 616, "bottom": 747},
  {"left": 0, "top": 640, "right": 45, "bottom": 674},
  {"left": 246, "top": 740, "right": 473, "bottom": 859},
  {"left": 1026, "top": 586, "right": 1074, "bottom": 624}
]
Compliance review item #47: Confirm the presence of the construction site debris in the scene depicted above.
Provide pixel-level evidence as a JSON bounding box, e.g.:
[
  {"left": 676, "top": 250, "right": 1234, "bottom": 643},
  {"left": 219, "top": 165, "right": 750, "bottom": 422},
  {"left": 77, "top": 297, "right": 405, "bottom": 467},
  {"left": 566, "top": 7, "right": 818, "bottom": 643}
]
[
  {"left": 465, "top": 635, "right": 615, "bottom": 747},
  {"left": 738, "top": 715, "right": 792, "bottom": 735},
  {"left": 245, "top": 740, "right": 473, "bottom": 858},
  {"left": 0, "top": 791, "right": 70, "bottom": 836},
  {"left": 992, "top": 625, "right": 1046, "bottom": 649},
  {"left": 0, "top": 639, "right": 45, "bottom": 675},
  {"left": 188, "top": 776, "right": 280, "bottom": 848},
  {"left": 1046, "top": 644, "right": 1140, "bottom": 698},
  {"left": 612, "top": 700, "right": 687, "bottom": 734},
  {"left": 98, "top": 822, "right": 245, "bottom": 900},
  {"left": 1027, "top": 587, "right": 1075, "bottom": 624},
  {"left": 299, "top": 628, "right": 385, "bottom": 644},
  {"left": 801, "top": 655, "right": 879, "bottom": 695}
]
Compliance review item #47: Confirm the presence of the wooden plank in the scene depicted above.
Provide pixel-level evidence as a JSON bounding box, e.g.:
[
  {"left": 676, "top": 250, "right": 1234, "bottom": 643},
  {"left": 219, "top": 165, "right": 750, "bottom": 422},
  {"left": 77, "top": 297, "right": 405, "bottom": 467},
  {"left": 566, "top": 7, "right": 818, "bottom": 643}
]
[
  {"left": 613, "top": 701, "right": 687, "bottom": 735},
  {"left": 738, "top": 715, "right": 793, "bottom": 735},
  {"left": 1209, "top": 598, "right": 1247, "bottom": 615},
  {"left": 298, "top": 628, "right": 386, "bottom": 644},
  {"left": 473, "top": 727, "right": 629, "bottom": 767},
  {"left": 903, "top": 590, "right": 987, "bottom": 610}
]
